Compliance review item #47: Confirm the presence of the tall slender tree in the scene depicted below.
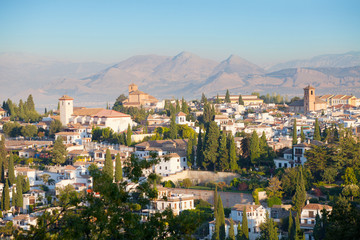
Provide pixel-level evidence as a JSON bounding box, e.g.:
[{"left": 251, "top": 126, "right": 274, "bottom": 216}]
[
  {"left": 242, "top": 207, "right": 249, "bottom": 240},
  {"left": 2, "top": 180, "right": 10, "bottom": 211},
  {"left": 203, "top": 121, "right": 220, "bottom": 171},
  {"left": 52, "top": 137, "right": 67, "bottom": 165},
  {"left": 8, "top": 152, "right": 15, "bottom": 186},
  {"left": 103, "top": 149, "right": 113, "bottom": 180},
  {"left": 186, "top": 135, "right": 193, "bottom": 167},
  {"left": 258, "top": 212, "right": 278, "bottom": 240},
  {"left": 250, "top": 131, "right": 260, "bottom": 167},
  {"left": 15, "top": 176, "right": 23, "bottom": 209},
  {"left": 300, "top": 127, "right": 305, "bottom": 143},
  {"left": 126, "top": 124, "right": 132, "bottom": 146},
  {"left": 196, "top": 129, "right": 203, "bottom": 168},
  {"left": 228, "top": 218, "right": 236, "bottom": 240},
  {"left": 225, "top": 90, "right": 231, "bottom": 103},
  {"left": 236, "top": 221, "right": 243, "bottom": 240},
  {"left": 169, "top": 114, "right": 178, "bottom": 139},
  {"left": 293, "top": 119, "right": 298, "bottom": 145},
  {"left": 217, "top": 131, "right": 229, "bottom": 171},
  {"left": 293, "top": 167, "right": 306, "bottom": 215},
  {"left": 314, "top": 118, "right": 321, "bottom": 141},
  {"left": 288, "top": 210, "right": 294, "bottom": 240},
  {"left": 115, "top": 154, "right": 123, "bottom": 182},
  {"left": 228, "top": 134, "right": 238, "bottom": 172},
  {"left": 217, "top": 194, "right": 226, "bottom": 240},
  {"left": 238, "top": 95, "right": 244, "bottom": 105}
]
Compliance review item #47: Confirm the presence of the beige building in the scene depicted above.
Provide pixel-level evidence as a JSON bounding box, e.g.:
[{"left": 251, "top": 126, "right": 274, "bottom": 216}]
[
  {"left": 122, "top": 84, "right": 158, "bottom": 108},
  {"left": 214, "top": 94, "right": 264, "bottom": 106},
  {"left": 303, "top": 85, "right": 327, "bottom": 113},
  {"left": 319, "top": 94, "right": 358, "bottom": 107}
]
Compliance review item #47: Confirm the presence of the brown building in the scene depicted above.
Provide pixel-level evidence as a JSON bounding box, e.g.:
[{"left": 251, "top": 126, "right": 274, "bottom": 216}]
[{"left": 122, "top": 84, "right": 158, "bottom": 108}]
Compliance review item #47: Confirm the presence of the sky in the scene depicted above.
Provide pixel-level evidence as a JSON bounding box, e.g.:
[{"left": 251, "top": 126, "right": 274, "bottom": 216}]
[{"left": 0, "top": 0, "right": 359, "bottom": 65}]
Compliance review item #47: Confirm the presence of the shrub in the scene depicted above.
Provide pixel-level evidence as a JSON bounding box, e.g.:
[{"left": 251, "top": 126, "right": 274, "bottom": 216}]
[
  {"left": 182, "top": 178, "right": 192, "bottom": 188},
  {"left": 267, "top": 196, "right": 282, "bottom": 207},
  {"left": 162, "top": 180, "right": 175, "bottom": 188}
]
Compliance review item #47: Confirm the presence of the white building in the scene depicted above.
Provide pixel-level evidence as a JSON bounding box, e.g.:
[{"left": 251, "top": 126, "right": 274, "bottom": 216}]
[
  {"left": 300, "top": 203, "right": 332, "bottom": 240},
  {"left": 59, "top": 95, "right": 135, "bottom": 132},
  {"left": 175, "top": 111, "right": 194, "bottom": 127},
  {"left": 148, "top": 187, "right": 195, "bottom": 216},
  {"left": 245, "top": 125, "right": 273, "bottom": 139},
  {"left": 12, "top": 214, "right": 37, "bottom": 231},
  {"left": 209, "top": 218, "right": 239, "bottom": 239},
  {"left": 230, "top": 203, "right": 268, "bottom": 240}
]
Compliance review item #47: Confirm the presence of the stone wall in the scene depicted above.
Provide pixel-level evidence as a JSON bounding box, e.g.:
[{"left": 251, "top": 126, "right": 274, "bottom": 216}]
[{"left": 162, "top": 170, "right": 240, "bottom": 185}]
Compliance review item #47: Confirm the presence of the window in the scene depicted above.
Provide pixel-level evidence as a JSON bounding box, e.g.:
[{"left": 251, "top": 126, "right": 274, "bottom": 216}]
[
  {"left": 309, "top": 211, "right": 314, "bottom": 218},
  {"left": 177, "top": 159, "right": 179, "bottom": 162},
  {"left": 159, "top": 166, "right": 161, "bottom": 170},
  {"left": 165, "top": 167, "right": 167, "bottom": 170}
]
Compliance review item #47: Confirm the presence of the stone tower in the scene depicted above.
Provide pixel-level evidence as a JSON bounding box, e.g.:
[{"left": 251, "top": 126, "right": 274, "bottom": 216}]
[
  {"left": 59, "top": 95, "right": 74, "bottom": 126},
  {"left": 129, "top": 83, "right": 138, "bottom": 93},
  {"left": 304, "top": 85, "right": 315, "bottom": 113}
]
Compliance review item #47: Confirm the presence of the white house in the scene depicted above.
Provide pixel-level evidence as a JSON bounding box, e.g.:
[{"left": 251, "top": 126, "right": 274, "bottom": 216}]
[
  {"left": 245, "top": 125, "right": 273, "bottom": 139},
  {"left": 175, "top": 112, "right": 194, "bottom": 127},
  {"left": 300, "top": 203, "right": 332, "bottom": 240},
  {"left": 148, "top": 187, "right": 195, "bottom": 216},
  {"left": 55, "top": 132, "right": 82, "bottom": 145},
  {"left": 209, "top": 218, "right": 239, "bottom": 239},
  {"left": 59, "top": 95, "right": 136, "bottom": 132},
  {"left": 12, "top": 214, "right": 37, "bottom": 231},
  {"left": 230, "top": 203, "right": 268, "bottom": 240},
  {"left": 151, "top": 152, "right": 188, "bottom": 177},
  {"left": 15, "top": 167, "right": 36, "bottom": 186}
]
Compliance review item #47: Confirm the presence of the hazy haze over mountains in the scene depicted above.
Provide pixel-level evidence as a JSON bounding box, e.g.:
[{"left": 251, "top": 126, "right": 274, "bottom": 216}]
[{"left": 1, "top": 51, "right": 360, "bottom": 109}]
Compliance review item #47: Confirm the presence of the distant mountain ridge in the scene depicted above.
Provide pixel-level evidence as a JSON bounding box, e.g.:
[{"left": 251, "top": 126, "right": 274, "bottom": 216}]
[{"left": 1, "top": 51, "right": 360, "bottom": 108}]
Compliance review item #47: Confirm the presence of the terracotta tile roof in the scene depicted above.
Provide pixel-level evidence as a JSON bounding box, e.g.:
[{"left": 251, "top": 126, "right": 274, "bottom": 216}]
[
  {"left": 55, "top": 131, "right": 80, "bottom": 136},
  {"left": 59, "top": 95, "right": 74, "bottom": 100},
  {"left": 176, "top": 111, "right": 186, "bottom": 117},
  {"left": 303, "top": 203, "right": 332, "bottom": 211},
  {"left": 304, "top": 85, "right": 315, "bottom": 90},
  {"left": 73, "top": 108, "right": 104, "bottom": 116},
  {"left": 64, "top": 165, "right": 77, "bottom": 170},
  {"left": 92, "top": 109, "right": 130, "bottom": 118},
  {"left": 232, "top": 204, "right": 262, "bottom": 212}
]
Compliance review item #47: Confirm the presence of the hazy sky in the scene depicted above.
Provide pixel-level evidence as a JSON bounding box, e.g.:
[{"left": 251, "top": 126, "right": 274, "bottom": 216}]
[{"left": 1, "top": 0, "right": 359, "bottom": 65}]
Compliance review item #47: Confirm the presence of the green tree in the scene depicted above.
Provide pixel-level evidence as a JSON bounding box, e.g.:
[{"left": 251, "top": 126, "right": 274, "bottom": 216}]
[
  {"left": 225, "top": 90, "right": 231, "bottom": 103},
  {"left": 16, "top": 176, "right": 23, "bottom": 209},
  {"left": 217, "top": 194, "right": 226, "bottom": 240},
  {"left": 103, "top": 149, "right": 113, "bottom": 180},
  {"left": 293, "top": 167, "right": 306, "bottom": 215},
  {"left": 295, "top": 215, "right": 304, "bottom": 240},
  {"left": 2, "top": 181, "right": 10, "bottom": 211},
  {"left": 21, "top": 124, "right": 38, "bottom": 138},
  {"left": 321, "top": 168, "right": 337, "bottom": 184},
  {"left": 250, "top": 131, "right": 260, "bottom": 166},
  {"left": 266, "top": 176, "right": 283, "bottom": 198},
  {"left": 52, "top": 137, "right": 67, "bottom": 165},
  {"left": 242, "top": 207, "right": 249, "bottom": 240},
  {"left": 23, "top": 177, "right": 30, "bottom": 193},
  {"left": 300, "top": 127, "right": 305, "bottom": 143},
  {"left": 258, "top": 212, "right": 278, "bottom": 240},
  {"left": 196, "top": 129, "right": 204, "bottom": 168},
  {"left": 201, "top": 93, "right": 207, "bottom": 103},
  {"left": 288, "top": 210, "right": 294, "bottom": 240},
  {"left": 126, "top": 124, "right": 132, "bottom": 146},
  {"left": 228, "top": 134, "right": 238, "bottom": 172},
  {"left": 216, "top": 94, "right": 220, "bottom": 104},
  {"left": 342, "top": 167, "right": 358, "bottom": 185},
  {"left": 314, "top": 118, "right": 321, "bottom": 141},
  {"left": 238, "top": 95, "right": 244, "bottom": 105},
  {"left": 187, "top": 135, "right": 194, "bottom": 167},
  {"left": 342, "top": 184, "right": 360, "bottom": 201},
  {"left": 49, "top": 119, "right": 63, "bottom": 136},
  {"left": 115, "top": 154, "right": 123, "bottom": 182},
  {"left": 218, "top": 131, "right": 229, "bottom": 171},
  {"left": 8, "top": 152, "right": 15, "bottom": 186},
  {"left": 12, "top": 187, "right": 16, "bottom": 207},
  {"left": 181, "top": 97, "right": 189, "bottom": 114},
  {"left": 228, "top": 218, "right": 236, "bottom": 240},
  {"left": 292, "top": 119, "right": 298, "bottom": 145},
  {"left": 169, "top": 114, "right": 178, "bottom": 139},
  {"left": 313, "top": 210, "right": 329, "bottom": 240},
  {"left": 203, "top": 121, "right": 220, "bottom": 171}
]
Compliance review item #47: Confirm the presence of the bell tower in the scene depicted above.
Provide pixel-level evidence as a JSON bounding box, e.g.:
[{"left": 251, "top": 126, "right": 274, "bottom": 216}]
[
  {"left": 304, "top": 85, "right": 315, "bottom": 113},
  {"left": 59, "top": 95, "right": 74, "bottom": 126}
]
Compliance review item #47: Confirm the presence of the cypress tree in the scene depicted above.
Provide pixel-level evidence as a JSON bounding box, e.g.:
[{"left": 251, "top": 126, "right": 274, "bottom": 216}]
[
  {"left": 181, "top": 97, "right": 189, "bottom": 114},
  {"left": 218, "top": 131, "right": 229, "bottom": 171},
  {"left": 169, "top": 114, "right": 178, "bottom": 139},
  {"left": 300, "top": 127, "right": 305, "bottom": 143},
  {"left": 229, "top": 218, "right": 236, "bottom": 240},
  {"left": 196, "top": 129, "right": 203, "bottom": 168},
  {"left": 288, "top": 210, "right": 294, "bottom": 240},
  {"left": 201, "top": 93, "right": 207, "bottom": 104},
  {"left": 186, "top": 135, "right": 193, "bottom": 167},
  {"left": 228, "top": 134, "right": 238, "bottom": 172},
  {"left": 259, "top": 212, "right": 278, "bottom": 240},
  {"left": 250, "top": 131, "right": 260, "bottom": 167},
  {"left": 314, "top": 118, "right": 321, "bottom": 141},
  {"left": 295, "top": 215, "right": 304, "bottom": 240},
  {"left": 114, "top": 154, "right": 122, "bottom": 182},
  {"left": 12, "top": 187, "right": 16, "bottom": 207},
  {"left": 242, "top": 207, "right": 249, "bottom": 240},
  {"left": 238, "top": 95, "right": 244, "bottom": 105},
  {"left": 15, "top": 176, "right": 23, "bottom": 209},
  {"left": 3, "top": 181, "right": 10, "bottom": 211},
  {"left": 225, "top": 90, "right": 231, "bottom": 103},
  {"left": 293, "top": 167, "right": 306, "bottom": 215},
  {"left": 22, "top": 176, "right": 30, "bottom": 193},
  {"left": 103, "top": 149, "right": 113, "bottom": 180},
  {"left": 126, "top": 124, "right": 132, "bottom": 146},
  {"left": 203, "top": 121, "right": 220, "bottom": 171},
  {"left": 214, "top": 185, "right": 218, "bottom": 217},
  {"left": 236, "top": 221, "right": 243, "bottom": 240},
  {"left": 217, "top": 194, "right": 226, "bottom": 240},
  {"left": 175, "top": 99, "right": 181, "bottom": 113},
  {"left": 292, "top": 119, "right": 298, "bottom": 145},
  {"left": 216, "top": 94, "right": 220, "bottom": 104},
  {"left": 8, "top": 152, "right": 15, "bottom": 186},
  {"left": 0, "top": 162, "right": 4, "bottom": 184}
]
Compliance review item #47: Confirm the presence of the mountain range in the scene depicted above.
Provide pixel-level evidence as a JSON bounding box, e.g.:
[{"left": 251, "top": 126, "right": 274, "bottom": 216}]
[{"left": 1, "top": 51, "right": 360, "bottom": 109}]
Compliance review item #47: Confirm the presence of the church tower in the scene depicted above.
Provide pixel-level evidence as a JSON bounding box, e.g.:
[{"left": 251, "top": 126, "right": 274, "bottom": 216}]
[
  {"left": 59, "top": 95, "right": 74, "bottom": 126},
  {"left": 304, "top": 85, "right": 315, "bottom": 113},
  {"left": 129, "top": 83, "right": 138, "bottom": 93}
]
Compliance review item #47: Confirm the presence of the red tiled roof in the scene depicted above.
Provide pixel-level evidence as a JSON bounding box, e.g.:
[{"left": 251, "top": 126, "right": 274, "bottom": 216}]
[{"left": 59, "top": 95, "right": 74, "bottom": 100}]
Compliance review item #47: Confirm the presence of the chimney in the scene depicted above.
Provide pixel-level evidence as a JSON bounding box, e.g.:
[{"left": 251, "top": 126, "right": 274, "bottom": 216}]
[{"left": 306, "top": 200, "right": 309, "bottom": 205}]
